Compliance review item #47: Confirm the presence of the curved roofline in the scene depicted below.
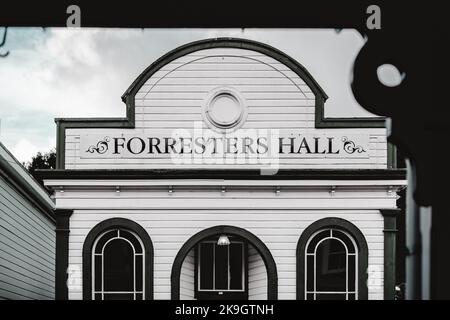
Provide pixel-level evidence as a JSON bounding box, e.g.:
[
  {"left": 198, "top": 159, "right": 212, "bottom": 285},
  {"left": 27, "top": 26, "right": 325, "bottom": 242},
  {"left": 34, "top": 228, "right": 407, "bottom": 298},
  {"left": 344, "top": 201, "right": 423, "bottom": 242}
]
[
  {"left": 54, "top": 37, "right": 387, "bottom": 169},
  {"left": 121, "top": 37, "right": 328, "bottom": 102}
]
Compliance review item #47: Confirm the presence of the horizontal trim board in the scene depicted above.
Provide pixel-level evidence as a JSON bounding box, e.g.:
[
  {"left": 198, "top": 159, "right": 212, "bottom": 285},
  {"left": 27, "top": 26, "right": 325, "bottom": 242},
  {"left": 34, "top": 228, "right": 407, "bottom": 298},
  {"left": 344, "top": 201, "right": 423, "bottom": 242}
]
[{"left": 38, "top": 168, "right": 405, "bottom": 181}]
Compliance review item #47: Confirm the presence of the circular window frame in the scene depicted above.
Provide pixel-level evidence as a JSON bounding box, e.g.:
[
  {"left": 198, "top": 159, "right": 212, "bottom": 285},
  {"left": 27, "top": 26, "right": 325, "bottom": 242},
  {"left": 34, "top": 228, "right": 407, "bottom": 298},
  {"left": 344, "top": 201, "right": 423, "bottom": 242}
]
[{"left": 202, "top": 87, "right": 247, "bottom": 133}]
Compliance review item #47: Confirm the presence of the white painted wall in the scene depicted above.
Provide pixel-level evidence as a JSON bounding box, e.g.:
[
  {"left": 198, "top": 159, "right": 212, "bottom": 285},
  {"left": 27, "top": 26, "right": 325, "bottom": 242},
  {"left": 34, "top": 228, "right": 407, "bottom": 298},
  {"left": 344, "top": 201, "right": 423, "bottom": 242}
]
[
  {"left": 58, "top": 184, "right": 396, "bottom": 300},
  {"left": 179, "top": 250, "right": 195, "bottom": 300},
  {"left": 248, "top": 243, "right": 267, "bottom": 300}
]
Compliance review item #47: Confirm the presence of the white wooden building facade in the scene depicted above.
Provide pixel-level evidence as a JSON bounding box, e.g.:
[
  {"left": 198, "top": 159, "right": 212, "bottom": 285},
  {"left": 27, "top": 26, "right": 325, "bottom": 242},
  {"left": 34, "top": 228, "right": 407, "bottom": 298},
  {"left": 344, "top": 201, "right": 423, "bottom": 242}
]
[{"left": 40, "top": 38, "right": 406, "bottom": 300}]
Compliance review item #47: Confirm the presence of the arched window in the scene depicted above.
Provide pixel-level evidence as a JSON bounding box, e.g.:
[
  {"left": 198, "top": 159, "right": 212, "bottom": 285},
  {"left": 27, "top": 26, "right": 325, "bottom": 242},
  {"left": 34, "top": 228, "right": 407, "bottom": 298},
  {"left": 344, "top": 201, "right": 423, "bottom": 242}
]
[
  {"left": 297, "top": 218, "right": 368, "bottom": 300},
  {"left": 92, "top": 229, "right": 144, "bottom": 300},
  {"left": 305, "top": 228, "right": 357, "bottom": 300},
  {"left": 83, "top": 218, "right": 154, "bottom": 300}
]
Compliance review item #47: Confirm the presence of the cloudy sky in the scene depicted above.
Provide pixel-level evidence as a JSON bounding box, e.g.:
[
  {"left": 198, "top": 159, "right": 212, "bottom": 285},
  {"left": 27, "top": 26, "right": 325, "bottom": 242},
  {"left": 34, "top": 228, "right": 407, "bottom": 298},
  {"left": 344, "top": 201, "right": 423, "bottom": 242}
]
[{"left": 0, "top": 28, "right": 381, "bottom": 163}]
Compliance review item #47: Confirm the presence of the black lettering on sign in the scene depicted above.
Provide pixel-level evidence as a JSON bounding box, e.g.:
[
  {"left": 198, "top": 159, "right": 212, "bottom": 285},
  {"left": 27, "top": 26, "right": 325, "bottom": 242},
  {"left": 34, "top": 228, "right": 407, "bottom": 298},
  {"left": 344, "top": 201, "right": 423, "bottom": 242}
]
[
  {"left": 297, "top": 137, "right": 312, "bottom": 154},
  {"left": 113, "top": 137, "right": 125, "bottom": 154},
  {"left": 127, "top": 137, "right": 146, "bottom": 154}
]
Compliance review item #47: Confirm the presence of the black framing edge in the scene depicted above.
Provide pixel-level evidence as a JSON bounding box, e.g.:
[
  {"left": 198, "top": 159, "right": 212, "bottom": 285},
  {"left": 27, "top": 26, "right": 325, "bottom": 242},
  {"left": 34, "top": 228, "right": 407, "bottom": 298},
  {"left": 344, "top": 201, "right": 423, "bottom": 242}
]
[
  {"left": 171, "top": 225, "right": 278, "bottom": 300},
  {"left": 36, "top": 168, "right": 406, "bottom": 181},
  {"left": 296, "top": 217, "right": 369, "bottom": 300},
  {"left": 55, "top": 209, "right": 73, "bottom": 300},
  {"left": 81, "top": 218, "right": 154, "bottom": 300},
  {"left": 54, "top": 37, "right": 388, "bottom": 170},
  {"left": 381, "top": 209, "right": 400, "bottom": 300}
]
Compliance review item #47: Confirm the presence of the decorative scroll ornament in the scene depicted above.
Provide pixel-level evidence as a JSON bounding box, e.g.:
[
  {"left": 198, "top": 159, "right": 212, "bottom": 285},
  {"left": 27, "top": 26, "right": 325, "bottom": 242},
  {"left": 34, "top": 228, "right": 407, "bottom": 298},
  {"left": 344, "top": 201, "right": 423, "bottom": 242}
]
[
  {"left": 86, "top": 136, "right": 110, "bottom": 154},
  {"left": 342, "top": 136, "right": 366, "bottom": 154}
]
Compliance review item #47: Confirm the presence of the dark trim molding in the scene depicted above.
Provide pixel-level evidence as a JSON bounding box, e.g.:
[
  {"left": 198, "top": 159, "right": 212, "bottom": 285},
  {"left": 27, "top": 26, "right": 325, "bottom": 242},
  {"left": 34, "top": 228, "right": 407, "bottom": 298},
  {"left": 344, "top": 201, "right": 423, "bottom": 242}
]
[
  {"left": 54, "top": 37, "right": 386, "bottom": 169},
  {"left": 381, "top": 209, "right": 400, "bottom": 300},
  {"left": 296, "top": 217, "right": 369, "bottom": 300},
  {"left": 315, "top": 103, "right": 385, "bottom": 129},
  {"left": 55, "top": 209, "right": 73, "bottom": 300},
  {"left": 171, "top": 225, "right": 278, "bottom": 300},
  {"left": 387, "top": 142, "right": 398, "bottom": 169},
  {"left": 36, "top": 168, "right": 406, "bottom": 181},
  {"left": 82, "top": 218, "right": 154, "bottom": 300}
]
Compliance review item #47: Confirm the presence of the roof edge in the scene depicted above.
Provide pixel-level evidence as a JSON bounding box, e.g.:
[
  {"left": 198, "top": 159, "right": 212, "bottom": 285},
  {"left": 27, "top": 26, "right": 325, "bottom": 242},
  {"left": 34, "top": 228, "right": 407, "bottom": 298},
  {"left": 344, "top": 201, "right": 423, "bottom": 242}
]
[
  {"left": 0, "top": 142, "right": 55, "bottom": 222},
  {"left": 36, "top": 168, "right": 406, "bottom": 181},
  {"left": 121, "top": 37, "right": 329, "bottom": 102}
]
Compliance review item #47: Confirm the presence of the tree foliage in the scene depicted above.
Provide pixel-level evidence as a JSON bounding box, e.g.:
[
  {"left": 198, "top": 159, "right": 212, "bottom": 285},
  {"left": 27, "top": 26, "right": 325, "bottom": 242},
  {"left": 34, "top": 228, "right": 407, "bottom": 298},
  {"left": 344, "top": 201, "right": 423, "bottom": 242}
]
[{"left": 24, "top": 149, "right": 56, "bottom": 178}]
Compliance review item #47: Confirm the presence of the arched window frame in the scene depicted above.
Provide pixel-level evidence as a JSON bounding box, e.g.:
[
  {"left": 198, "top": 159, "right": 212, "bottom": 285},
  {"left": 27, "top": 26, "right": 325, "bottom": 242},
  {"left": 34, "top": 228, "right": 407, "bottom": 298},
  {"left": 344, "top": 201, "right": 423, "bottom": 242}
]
[
  {"left": 297, "top": 218, "right": 368, "bottom": 300},
  {"left": 305, "top": 228, "right": 358, "bottom": 300},
  {"left": 82, "top": 218, "right": 154, "bottom": 300},
  {"left": 91, "top": 228, "right": 145, "bottom": 300}
]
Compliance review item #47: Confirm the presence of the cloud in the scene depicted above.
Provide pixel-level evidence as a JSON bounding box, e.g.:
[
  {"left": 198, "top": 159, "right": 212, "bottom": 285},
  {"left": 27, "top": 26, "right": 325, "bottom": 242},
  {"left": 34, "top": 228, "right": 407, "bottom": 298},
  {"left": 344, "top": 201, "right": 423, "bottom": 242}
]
[
  {"left": 0, "top": 28, "right": 377, "bottom": 162},
  {"left": 9, "top": 137, "right": 55, "bottom": 164}
]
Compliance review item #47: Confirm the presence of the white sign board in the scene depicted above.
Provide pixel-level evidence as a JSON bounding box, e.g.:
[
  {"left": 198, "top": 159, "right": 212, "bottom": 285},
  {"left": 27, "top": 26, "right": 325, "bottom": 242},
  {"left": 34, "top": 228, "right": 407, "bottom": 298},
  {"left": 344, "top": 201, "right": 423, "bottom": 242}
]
[{"left": 80, "top": 129, "right": 369, "bottom": 166}]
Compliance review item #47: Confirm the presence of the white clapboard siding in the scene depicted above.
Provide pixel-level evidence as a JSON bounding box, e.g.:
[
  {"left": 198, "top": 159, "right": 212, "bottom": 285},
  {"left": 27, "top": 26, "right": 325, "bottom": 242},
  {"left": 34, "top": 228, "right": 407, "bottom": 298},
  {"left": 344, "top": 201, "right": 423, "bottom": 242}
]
[
  {"left": 64, "top": 47, "right": 388, "bottom": 170},
  {"left": 66, "top": 206, "right": 385, "bottom": 300},
  {"left": 0, "top": 176, "right": 55, "bottom": 300},
  {"left": 179, "top": 250, "right": 195, "bottom": 300},
  {"left": 248, "top": 244, "right": 267, "bottom": 300}
]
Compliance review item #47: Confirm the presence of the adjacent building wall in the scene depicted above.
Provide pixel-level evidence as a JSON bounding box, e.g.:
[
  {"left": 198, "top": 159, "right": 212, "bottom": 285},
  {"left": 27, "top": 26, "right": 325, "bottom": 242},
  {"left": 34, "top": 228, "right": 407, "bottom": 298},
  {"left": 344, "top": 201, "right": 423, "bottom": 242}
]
[{"left": 0, "top": 176, "right": 55, "bottom": 300}]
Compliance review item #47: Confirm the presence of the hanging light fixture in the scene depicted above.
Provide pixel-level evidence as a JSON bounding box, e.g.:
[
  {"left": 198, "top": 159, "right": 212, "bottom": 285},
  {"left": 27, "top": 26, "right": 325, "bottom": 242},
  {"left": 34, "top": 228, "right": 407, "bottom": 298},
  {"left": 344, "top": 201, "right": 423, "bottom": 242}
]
[{"left": 217, "top": 234, "right": 230, "bottom": 246}]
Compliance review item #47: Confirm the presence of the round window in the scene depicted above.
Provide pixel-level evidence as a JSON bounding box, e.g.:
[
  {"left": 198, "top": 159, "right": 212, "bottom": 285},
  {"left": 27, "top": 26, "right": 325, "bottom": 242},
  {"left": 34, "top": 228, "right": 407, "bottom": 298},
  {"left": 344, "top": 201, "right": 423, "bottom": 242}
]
[{"left": 203, "top": 88, "right": 247, "bottom": 132}]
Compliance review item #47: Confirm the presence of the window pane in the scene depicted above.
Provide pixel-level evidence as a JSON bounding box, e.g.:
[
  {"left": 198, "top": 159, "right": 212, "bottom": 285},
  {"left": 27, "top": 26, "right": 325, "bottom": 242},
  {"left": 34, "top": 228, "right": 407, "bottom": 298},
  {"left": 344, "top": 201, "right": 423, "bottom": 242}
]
[
  {"left": 316, "top": 293, "right": 347, "bottom": 300},
  {"left": 306, "top": 293, "right": 314, "bottom": 300},
  {"left": 328, "top": 239, "right": 346, "bottom": 271},
  {"left": 316, "top": 239, "right": 347, "bottom": 292},
  {"left": 199, "top": 243, "right": 214, "bottom": 290},
  {"left": 94, "top": 255, "right": 102, "bottom": 291},
  {"left": 104, "top": 239, "right": 134, "bottom": 291},
  {"left": 229, "top": 243, "right": 243, "bottom": 290},
  {"left": 136, "top": 293, "right": 143, "bottom": 300},
  {"left": 348, "top": 255, "right": 356, "bottom": 291},
  {"left": 94, "top": 293, "right": 102, "bottom": 300},
  {"left": 103, "top": 293, "right": 134, "bottom": 300},
  {"left": 121, "top": 230, "right": 143, "bottom": 254},
  {"left": 306, "top": 255, "right": 314, "bottom": 291},
  {"left": 94, "top": 230, "right": 116, "bottom": 254},
  {"left": 136, "top": 255, "right": 143, "bottom": 291},
  {"left": 348, "top": 293, "right": 356, "bottom": 300},
  {"left": 333, "top": 230, "right": 356, "bottom": 254},
  {"left": 215, "top": 244, "right": 229, "bottom": 290},
  {"left": 307, "top": 230, "right": 330, "bottom": 253}
]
